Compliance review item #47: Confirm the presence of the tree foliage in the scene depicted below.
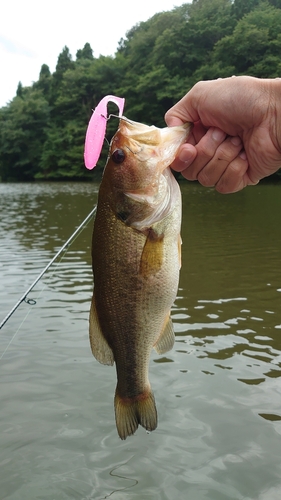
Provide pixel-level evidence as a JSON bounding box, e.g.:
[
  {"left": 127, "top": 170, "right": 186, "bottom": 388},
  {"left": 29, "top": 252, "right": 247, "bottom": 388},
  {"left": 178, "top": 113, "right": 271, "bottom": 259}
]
[{"left": 0, "top": 0, "right": 281, "bottom": 181}]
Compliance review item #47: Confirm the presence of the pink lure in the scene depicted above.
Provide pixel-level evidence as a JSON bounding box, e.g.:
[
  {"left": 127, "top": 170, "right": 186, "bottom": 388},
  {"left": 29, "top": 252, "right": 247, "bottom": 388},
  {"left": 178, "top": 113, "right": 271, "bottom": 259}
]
[{"left": 84, "top": 95, "right": 125, "bottom": 170}]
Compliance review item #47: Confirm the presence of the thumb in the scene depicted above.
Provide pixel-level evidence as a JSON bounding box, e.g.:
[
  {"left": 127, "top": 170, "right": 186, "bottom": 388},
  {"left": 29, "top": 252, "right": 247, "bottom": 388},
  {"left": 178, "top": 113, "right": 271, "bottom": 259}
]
[
  {"left": 165, "top": 92, "right": 200, "bottom": 127},
  {"left": 164, "top": 115, "right": 185, "bottom": 127}
]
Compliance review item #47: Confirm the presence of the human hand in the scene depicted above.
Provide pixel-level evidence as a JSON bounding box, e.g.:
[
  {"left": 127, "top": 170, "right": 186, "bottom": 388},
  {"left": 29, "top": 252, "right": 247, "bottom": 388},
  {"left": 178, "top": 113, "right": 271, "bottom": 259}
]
[{"left": 165, "top": 76, "right": 281, "bottom": 193}]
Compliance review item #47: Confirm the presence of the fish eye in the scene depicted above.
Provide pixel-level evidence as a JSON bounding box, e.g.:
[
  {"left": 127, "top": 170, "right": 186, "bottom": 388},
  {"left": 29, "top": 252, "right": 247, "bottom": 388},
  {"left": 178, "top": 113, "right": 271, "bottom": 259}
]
[{"left": 111, "top": 149, "right": 126, "bottom": 164}]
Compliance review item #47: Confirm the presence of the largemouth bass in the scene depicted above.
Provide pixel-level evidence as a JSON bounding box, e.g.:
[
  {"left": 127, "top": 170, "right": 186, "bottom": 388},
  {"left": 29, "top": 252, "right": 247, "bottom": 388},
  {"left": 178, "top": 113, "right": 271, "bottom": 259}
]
[{"left": 90, "top": 117, "right": 191, "bottom": 439}]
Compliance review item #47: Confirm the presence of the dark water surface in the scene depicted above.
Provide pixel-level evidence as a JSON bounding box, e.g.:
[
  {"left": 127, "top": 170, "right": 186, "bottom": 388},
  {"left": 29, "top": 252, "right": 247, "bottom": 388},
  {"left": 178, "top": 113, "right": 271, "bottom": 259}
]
[{"left": 0, "top": 181, "right": 281, "bottom": 500}]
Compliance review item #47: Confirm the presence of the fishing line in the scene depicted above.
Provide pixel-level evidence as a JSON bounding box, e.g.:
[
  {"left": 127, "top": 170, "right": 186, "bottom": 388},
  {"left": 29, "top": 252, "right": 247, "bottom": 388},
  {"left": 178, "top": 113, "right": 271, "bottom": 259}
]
[
  {"left": 0, "top": 307, "right": 33, "bottom": 360},
  {"left": 0, "top": 220, "right": 87, "bottom": 360},
  {"left": 0, "top": 205, "right": 97, "bottom": 331},
  {"left": 99, "top": 455, "right": 138, "bottom": 500}
]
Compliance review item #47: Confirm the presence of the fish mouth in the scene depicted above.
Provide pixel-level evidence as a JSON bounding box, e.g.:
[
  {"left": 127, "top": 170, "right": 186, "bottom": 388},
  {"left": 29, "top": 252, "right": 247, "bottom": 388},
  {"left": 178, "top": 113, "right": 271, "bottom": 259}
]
[
  {"left": 119, "top": 117, "right": 162, "bottom": 148},
  {"left": 117, "top": 117, "right": 192, "bottom": 170}
]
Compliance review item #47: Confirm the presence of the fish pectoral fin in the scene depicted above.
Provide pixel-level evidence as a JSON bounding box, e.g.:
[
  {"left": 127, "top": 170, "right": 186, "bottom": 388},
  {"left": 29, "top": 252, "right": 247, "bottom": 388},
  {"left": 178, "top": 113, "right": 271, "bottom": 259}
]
[
  {"left": 89, "top": 295, "right": 114, "bottom": 366},
  {"left": 139, "top": 228, "right": 164, "bottom": 277},
  {"left": 154, "top": 315, "right": 175, "bottom": 354}
]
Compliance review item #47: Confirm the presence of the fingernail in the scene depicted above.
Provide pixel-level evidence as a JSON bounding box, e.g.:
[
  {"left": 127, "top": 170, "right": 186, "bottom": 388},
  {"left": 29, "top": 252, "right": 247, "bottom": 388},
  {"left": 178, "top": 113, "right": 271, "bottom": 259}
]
[
  {"left": 179, "top": 149, "right": 194, "bottom": 164},
  {"left": 239, "top": 151, "right": 247, "bottom": 160},
  {"left": 231, "top": 136, "right": 241, "bottom": 146},
  {"left": 212, "top": 128, "right": 226, "bottom": 141}
]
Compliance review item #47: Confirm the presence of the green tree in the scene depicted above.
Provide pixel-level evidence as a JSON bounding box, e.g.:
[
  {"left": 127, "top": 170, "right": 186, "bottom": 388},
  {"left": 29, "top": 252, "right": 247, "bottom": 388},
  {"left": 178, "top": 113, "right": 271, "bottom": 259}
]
[
  {"left": 37, "top": 120, "right": 88, "bottom": 179},
  {"left": 117, "top": 0, "right": 235, "bottom": 116},
  {"left": 231, "top": 0, "right": 260, "bottom": 19},
  {"left": 156, "top": 0, "right": 234, "bottom": 82},
  {"left": 268, "top": 0, "right": 281, "bottom": 8},
  {"left": 34, "top": 64, "right": 52, "bottom": 98},
  {"left": 16, "top": 81, "right": 23, "bottom": 98},
  {"left": 54, "top": 46, "right": 74, "bottom": 75},
  {"left": 0, "top": 89, "right": 50, "bottom": 181},
  {"left": 214, "top": 1, "right": 281, "bottom": 76},
  {"left": 1, "top": 0, "right": 281, "bottom": 182},
  {"left": 39, "top": 63, "right": 51, "bottom": 79},
  {"left": 51, "top": 46, "right": 74, "bottom": 104},
  {"left": 116, "top": 9, "right": 191, "bottom": 122},
  {"left": 76, "top": 42, "right": 94, "bottom": 60}
]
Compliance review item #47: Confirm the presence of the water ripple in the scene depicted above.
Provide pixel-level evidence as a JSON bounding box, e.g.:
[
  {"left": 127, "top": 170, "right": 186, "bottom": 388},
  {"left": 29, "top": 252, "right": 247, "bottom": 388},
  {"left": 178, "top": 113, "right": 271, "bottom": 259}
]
[{"left": 1, "top": 182, "right": 281, "bottom": 500}]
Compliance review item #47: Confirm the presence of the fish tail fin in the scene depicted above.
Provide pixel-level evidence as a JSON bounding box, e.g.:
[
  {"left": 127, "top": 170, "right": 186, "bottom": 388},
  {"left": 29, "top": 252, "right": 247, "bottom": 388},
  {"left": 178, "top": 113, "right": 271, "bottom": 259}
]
[{"left": 114, "top": 388, "right": 157, "bottom": 440}]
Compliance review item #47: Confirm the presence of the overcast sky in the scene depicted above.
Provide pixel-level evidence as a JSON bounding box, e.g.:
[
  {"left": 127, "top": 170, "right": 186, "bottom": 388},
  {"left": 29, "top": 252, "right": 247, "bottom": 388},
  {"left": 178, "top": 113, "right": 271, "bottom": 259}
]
[{"left": 0, "top": 0, "right": 189, "bottom": 108}]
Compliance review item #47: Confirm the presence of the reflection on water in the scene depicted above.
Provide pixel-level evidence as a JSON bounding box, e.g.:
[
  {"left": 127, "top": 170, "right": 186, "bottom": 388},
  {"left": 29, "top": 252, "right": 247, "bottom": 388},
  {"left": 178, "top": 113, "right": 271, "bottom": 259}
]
[{"left": 0, "top": 181, "right": 281, "bottom": 500}]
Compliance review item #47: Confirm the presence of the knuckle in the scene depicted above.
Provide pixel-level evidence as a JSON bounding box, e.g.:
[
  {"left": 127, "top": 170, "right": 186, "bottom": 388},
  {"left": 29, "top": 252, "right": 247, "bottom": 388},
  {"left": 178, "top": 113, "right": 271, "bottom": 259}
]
[
  {"left": 215, "top": 182, "right": 230, "bottom": 194},
  {"left": 182, "top": 169, "right": 197, "bottom": 181},
  {"left": 215, "top": 160, "right": 245, "bottom": 194},
  {"left": 199, "top": 142, "right": 215, "bottom": 159},
  {"left": 194, "top": 81, "right": 206, "bottom": 93},
  {"left": 216, "top": 142, "right": 242, "bottom": 163},
  {"left": 217, "top": 152, "right": 236, "bottom": 164},
  {"left": 197, "top": 168, "right": 214, "bottom": 187}
]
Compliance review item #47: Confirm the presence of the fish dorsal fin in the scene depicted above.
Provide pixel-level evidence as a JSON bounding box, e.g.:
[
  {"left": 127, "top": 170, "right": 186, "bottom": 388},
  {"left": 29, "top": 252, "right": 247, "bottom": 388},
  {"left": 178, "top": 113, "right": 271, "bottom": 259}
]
[
  {"left": 89, "top": 296, "right": 115, "bottom": 366},
  {"left": 154, "top": 315, "right": 175, "bottom": 354}
]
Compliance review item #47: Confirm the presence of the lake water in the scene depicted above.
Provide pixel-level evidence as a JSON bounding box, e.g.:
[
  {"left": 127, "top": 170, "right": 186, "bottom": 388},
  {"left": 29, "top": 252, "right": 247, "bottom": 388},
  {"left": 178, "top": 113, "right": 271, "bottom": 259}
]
[{"left": 0, "top": 181, "right": 281, "bottom": 500}]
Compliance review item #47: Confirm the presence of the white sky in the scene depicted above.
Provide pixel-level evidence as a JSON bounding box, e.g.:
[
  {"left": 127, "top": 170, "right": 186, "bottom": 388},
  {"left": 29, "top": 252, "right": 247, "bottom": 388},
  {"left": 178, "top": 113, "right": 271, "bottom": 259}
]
[{"left": 0, "top": 0, "right": 189, "bottom": 108}]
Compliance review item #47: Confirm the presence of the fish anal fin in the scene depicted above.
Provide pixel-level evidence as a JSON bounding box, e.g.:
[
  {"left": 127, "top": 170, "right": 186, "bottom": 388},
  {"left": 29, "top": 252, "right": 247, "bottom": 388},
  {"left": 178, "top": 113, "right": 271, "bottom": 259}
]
[
  {"left": 139, "top": 229, "right": 164, "bottom": 277},
  {"left": 89, "top": 295, "right": 114, "bottom": 366},
  {"left": 154, "top": 315, "right": 175, "bottom": 354},
  {"left": 114, "top": 388, "right": 157, "bottom": 440}
]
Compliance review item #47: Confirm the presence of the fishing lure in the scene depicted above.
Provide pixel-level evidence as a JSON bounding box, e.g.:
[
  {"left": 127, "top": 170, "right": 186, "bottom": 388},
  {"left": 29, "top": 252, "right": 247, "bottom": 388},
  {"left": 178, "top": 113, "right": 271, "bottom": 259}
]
[{"left": 84, "top": 95, "right": 125, "bottom": 170}]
